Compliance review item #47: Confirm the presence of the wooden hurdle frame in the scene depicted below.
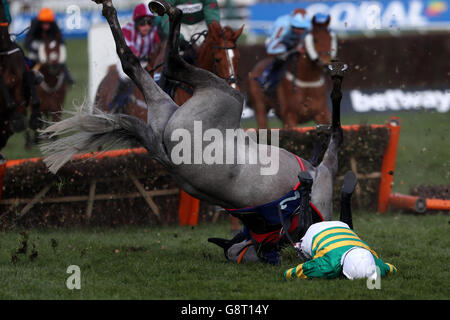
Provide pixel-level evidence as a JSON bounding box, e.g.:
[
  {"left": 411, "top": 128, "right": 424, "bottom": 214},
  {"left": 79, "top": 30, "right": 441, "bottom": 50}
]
[{"left": 1, "top": 117, "right": 448, "bottom": 220}]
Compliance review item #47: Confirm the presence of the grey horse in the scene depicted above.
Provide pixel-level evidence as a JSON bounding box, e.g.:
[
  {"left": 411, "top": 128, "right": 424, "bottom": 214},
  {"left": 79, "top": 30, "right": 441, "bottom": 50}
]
[{"left": 40, "top": 0, "right": 347, "bottom": 263}]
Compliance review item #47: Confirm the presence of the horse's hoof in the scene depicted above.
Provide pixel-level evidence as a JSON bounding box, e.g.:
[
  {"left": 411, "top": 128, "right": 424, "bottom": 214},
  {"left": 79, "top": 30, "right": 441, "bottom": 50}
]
[
  {"left": 148, "top": 0, "right": 169, "bottom": 16},
  {"left": 341, "top": 171, "right": 357, "bottom": 199},
  {"left": 328, "top": 60, "right": 348, "bottom": 78}
]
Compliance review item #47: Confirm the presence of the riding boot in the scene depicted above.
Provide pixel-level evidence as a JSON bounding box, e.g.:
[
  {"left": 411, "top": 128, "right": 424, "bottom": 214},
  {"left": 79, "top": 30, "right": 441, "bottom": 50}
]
[
  {"left": 208, "top": 231, "right": 247, "bottom": 260},
  {"left": 109, "top": 78, "right": 133, "bottom": 113},
  {"left": 256, "top": 55, "right": 286, "bottom": 92},
  {"left": 340, "top": 171, "right": 357, "bottom": 230},
  {"left": 62, "top": 64, "right": 75, "bottom": 85}
]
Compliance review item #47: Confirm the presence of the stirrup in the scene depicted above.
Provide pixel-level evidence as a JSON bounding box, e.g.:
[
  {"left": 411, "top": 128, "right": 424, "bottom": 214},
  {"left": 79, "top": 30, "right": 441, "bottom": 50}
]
[{"left": 148, "top": 0, "right": 170, "bottom": 16}]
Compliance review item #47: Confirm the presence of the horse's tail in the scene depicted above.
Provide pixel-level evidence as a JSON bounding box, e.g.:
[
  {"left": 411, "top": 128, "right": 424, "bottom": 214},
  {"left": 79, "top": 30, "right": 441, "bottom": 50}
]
[{"left": 40, "top": 105, "right": 164, "bottom": 174}]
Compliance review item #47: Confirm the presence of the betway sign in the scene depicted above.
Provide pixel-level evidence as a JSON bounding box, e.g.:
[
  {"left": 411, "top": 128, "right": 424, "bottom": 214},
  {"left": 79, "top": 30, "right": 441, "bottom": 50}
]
[
  {"left": 349, "top": 89, "right": 450, "bottom": 112},
  {"left": 249, "top": 0, "right": 450, "bottom": 33}
]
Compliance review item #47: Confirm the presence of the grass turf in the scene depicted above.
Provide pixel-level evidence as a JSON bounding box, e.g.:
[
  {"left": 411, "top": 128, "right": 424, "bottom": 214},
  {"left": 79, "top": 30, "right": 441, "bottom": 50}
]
[{"left": 0, "top": 211, "right": 448, "bottom": 300}]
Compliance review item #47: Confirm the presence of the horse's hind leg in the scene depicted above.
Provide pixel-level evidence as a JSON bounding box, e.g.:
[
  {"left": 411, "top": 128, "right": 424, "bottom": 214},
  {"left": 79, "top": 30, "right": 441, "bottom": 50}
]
[
  {"left": 97, "top": 0, "right": 177, "bottom": 134},
  {"left": 310, "top": 61, "right": 347, "bottom": 220},
  {"left": 151, "top": 0, "right": 228, "bottom": 91}
]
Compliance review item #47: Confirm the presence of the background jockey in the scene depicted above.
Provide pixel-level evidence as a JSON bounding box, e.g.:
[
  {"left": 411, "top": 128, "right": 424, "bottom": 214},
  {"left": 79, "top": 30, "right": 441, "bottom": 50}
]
[
  {"left": 157, "top": 0, "right": 220, "bottom": 57},
  {"left": 257, "top": 8, "right": 311, "bottom": 91},
  {"left": 25, "top": 7, "right": 74, "bottom": 85},
  {"left": 109, "top": 3, "right": 161, "bottom": 113}
]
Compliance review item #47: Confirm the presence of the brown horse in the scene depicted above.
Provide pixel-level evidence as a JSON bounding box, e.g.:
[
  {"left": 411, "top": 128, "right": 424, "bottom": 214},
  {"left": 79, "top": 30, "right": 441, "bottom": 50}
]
[
  {"left": 0, "top": 3, "right": 39, "bottom": 152},
  {"left": 171, "top": 20, "right": 243, "bottom": 105},
  {"left": 248, "top": 16, "right": 337, "bottom": 129},
  {"left": 94, "top": 42, "right": 164, "bottom": 122},
  {"left": 26, "top": 39, "right": 68, "bottom": 147}
]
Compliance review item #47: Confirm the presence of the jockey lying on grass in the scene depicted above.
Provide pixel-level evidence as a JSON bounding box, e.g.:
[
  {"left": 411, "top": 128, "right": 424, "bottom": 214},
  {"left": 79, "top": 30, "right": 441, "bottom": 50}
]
[{"left": 284, "top": 221, "right": 397, "bottom": 280}]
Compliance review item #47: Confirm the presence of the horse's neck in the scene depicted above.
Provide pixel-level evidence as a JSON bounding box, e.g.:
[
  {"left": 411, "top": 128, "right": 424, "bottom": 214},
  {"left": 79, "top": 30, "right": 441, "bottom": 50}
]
[
  {"left": 197, "top": 41, "right": 213, "bottom": 72},
  {"left": 294, "top": 55, "right": 322, "bottom": 81}
]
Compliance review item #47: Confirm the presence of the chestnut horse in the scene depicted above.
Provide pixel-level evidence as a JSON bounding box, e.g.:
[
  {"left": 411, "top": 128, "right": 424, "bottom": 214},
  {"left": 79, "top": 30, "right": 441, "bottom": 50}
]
[
  {"left": 94, "top": 42, "right": 163, "bottom": 122},
  {"left": 26, "top": 38, "right": 68, "bottom": 147},
  {"left": 171, "top": 20, "right": 243, "bottom": 106},
  {"left": 248, "top": 16, "right": 337, "bottom": 129}
]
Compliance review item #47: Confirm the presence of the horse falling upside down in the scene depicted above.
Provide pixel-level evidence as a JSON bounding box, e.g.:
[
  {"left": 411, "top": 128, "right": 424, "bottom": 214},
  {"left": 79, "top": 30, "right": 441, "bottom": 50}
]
[
  {"left": 248, "top": 15, "right": 337, "bottom": 129},
  {"left": 40, "top": 0, "right": 347, "bottom": 264}
]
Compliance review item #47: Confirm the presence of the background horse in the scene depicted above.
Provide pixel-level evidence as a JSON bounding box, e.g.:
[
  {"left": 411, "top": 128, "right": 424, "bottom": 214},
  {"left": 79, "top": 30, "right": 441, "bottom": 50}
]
[
  {"left": 0, "top": 2, "right": 39, "bottom": 152},
  {"left": 248, "top": 16, "right": 337, "bottom": 129},
  {"left": 171, "top": 20, "right": 243, "bottom": 106},
  {"left": 26, "top": 38, "right": 68, "bottom": 148},
  {"left": 94, "top": 42, "right": 163, "bottom": 122}
]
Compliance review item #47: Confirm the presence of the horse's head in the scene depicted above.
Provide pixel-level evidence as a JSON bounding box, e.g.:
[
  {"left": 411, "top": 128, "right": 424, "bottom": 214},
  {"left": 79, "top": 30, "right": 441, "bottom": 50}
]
[
  {"left": 199, "top": 21, "right": 244, "bottom": 89},
  {"left": 38, "top": 39, "right": 66, "bottom": 75},
  {"left": 304, "top": 14, "right": 337, "bottom": 67}
]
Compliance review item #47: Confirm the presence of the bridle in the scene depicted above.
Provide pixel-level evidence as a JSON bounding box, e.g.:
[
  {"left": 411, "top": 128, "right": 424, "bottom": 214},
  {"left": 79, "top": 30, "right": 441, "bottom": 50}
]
[
  {"left": 211, "top": 42, "right": 238, "bottom": 88},
  {"left": 285, "top": 29, "right": 337, "bottom": 89},
  {"left": 192, "top": 29, "right": 238, "bottom": 89}
]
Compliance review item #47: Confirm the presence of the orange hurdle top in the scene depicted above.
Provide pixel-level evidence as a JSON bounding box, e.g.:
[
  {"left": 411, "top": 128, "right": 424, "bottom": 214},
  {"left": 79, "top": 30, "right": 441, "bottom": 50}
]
[{"left": 6, "top": 147, "right": 147, "bottom": 169}]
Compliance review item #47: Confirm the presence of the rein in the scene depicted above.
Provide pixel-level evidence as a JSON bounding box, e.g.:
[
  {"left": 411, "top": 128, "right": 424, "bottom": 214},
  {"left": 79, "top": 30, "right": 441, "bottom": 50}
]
[
  {"left": 210, "top": 28, "right": 238, "bottom": 87},
  {"left": 0, "top": 47, "right": 20, "bottom": 56},
  {"left": 190, "top": 28, "right": 238, "bottom": 87}
]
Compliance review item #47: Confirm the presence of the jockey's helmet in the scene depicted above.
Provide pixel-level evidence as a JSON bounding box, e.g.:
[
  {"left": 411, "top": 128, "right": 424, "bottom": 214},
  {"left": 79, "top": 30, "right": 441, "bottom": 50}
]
[
  {"left": 341, "top": 247, "right": 377, "bottom": 280},
  {"left": 133, "top": 3, "right": 155, "bottom": 25},
  {"left": 313, "top": 13, "right": 331, "bottom": 25},
  {"left": 290, "top": 8, "right": 311, "bottom": 29},
  {"left": 38, "top": 7, "right": 55, "bottom": 23}
]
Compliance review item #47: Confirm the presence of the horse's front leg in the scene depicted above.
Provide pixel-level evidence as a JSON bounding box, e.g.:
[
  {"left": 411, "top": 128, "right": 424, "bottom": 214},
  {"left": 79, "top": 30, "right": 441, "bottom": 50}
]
[
  {"left": 94, "top": 0, "right": 177, "bottom": 134},
  {"left": 309, "top": 61, "right": 347, "bottom": 220}
]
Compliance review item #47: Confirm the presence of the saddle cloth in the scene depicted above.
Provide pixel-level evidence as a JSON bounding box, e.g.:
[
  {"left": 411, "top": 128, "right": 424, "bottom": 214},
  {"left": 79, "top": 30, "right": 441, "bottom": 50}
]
[{"left": 225, "top": 156, "right": 324, "bottom": 245}]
